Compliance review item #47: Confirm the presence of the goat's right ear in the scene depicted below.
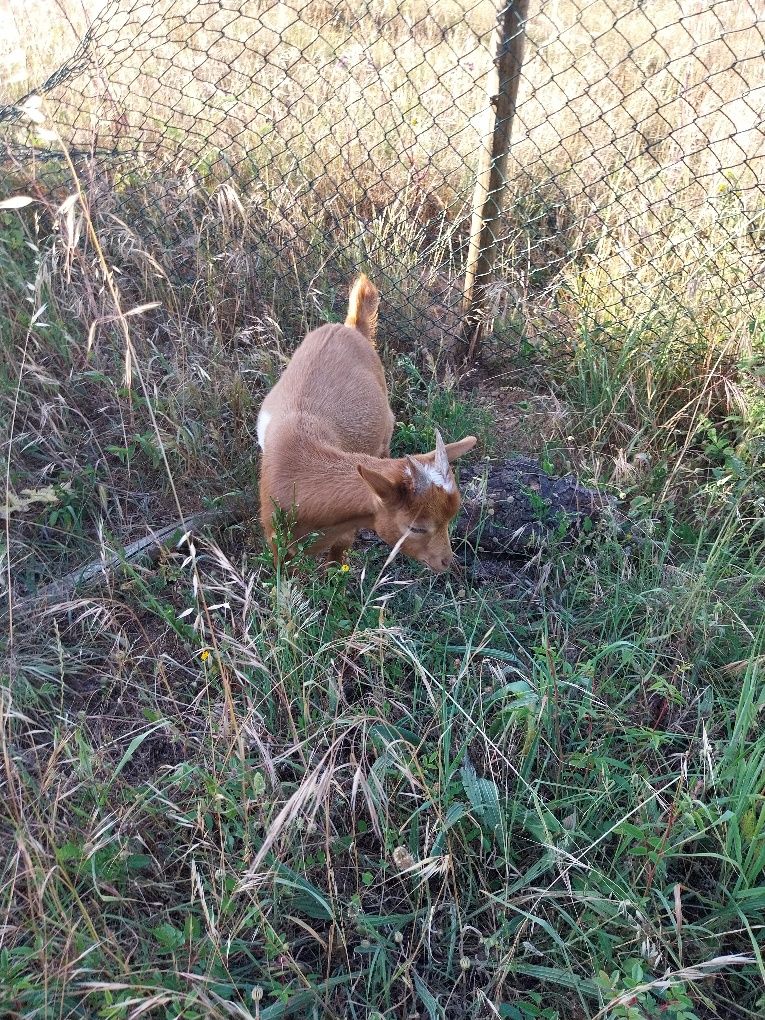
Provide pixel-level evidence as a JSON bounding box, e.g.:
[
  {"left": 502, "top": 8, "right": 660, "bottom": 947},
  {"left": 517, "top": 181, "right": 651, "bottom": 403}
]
[
  {"left": 444, "top": 435, "right": 477, "bottom": 462},
  {"left": 357, "top": 463, "right": 397, "bottom": 501}
]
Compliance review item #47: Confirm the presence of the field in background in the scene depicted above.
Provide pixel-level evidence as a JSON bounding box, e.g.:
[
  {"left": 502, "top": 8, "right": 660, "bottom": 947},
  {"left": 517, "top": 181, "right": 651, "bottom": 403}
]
[
  {"left": 0, "top": 0, "right": 105, "bottom": 102},
  {"left": 2, "top": 1, "right": 765, "bottom": 1018},
  {"left": 5, "top": 1, "right": 763, "bottom": 192},
  {"left": 3, "top": 0, "right": 762, "bottom": 363}
]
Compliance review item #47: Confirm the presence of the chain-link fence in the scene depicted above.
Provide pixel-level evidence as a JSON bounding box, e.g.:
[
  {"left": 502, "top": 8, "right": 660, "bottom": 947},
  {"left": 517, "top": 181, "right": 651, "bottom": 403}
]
[{"left": 1, "top": 0, "right": 764, "bottom": 365}]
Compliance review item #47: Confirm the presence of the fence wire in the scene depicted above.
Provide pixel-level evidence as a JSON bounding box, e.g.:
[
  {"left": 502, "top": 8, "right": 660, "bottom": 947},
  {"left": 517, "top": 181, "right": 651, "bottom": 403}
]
[{"left": 1, "top": 0, "right": 764, "bottom": 364}]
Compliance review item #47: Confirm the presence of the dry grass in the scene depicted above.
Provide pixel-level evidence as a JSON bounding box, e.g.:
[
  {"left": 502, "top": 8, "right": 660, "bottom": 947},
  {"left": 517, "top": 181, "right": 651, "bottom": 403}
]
[
  {"left": 0, "top": 0, "right": 105, "bottom": 102},
  {"left": 4, "top": 0, "right": 763, "bottom": 200},
  {"left": 2, "top": 0, "right": 762, "bottom": 366},
  {"left": 519, "top": 0, "right": 765, "bottom": 189}
]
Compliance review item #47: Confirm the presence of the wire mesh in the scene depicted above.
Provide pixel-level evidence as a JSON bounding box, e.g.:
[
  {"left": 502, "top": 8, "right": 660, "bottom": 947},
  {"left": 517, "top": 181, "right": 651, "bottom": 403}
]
[{"left": 1, "top": 0, "right": 764, "bottom": 364}]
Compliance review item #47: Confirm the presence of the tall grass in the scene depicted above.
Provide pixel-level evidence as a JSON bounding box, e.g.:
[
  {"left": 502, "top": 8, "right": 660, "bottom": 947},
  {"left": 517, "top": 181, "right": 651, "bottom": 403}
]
[
  {"left": 0, "top": 0, "right": 102, "bottom": 102},
  {"left": 4, "top": 1, "right": 763, "bottom": 204}
]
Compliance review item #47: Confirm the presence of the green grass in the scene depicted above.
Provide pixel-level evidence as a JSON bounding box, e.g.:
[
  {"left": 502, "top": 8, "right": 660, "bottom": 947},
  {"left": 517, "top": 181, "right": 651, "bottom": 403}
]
[
  {"left": 390, "top": 356, "right": 497, "bottom": 457},
  {"left": 2, "top": 139, "right": 765, "bottom": 1020}
]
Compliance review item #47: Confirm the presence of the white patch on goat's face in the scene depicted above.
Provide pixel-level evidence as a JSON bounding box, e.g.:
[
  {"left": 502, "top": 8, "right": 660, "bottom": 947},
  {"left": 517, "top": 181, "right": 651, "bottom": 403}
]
[
  {"left": 420, "top": 462, "right": 455, "bottom": 492},
  {"left": 405, "top": 457, "right": 455, "bottom": 493},
  {"left": 256, "top": 409, "right": 271, "bottom": 451}
]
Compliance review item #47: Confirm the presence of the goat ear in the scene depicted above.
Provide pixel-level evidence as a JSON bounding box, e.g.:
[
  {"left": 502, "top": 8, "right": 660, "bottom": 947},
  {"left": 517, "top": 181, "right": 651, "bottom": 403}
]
[
  {"left": 415, "top": 434, "right": 477, "bottom": 470},
  {"left": 433, "top": 430, "right": 450, "bottom": 479},
  {"left": 443, "top": 435, "right": 477, "bottom": 462},
  {"left": 357, "top": 463, "right": 397, "bottom": 501}
]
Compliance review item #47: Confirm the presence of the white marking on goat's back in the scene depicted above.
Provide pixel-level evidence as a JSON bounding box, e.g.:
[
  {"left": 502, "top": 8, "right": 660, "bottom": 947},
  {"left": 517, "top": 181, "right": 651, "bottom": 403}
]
[{"left": 257, "top": 409, "right": 271, "bottom": 451}]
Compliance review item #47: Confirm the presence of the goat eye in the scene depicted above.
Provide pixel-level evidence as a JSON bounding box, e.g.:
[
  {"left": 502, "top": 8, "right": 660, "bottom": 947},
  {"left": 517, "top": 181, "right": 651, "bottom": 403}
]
[{"left": 409, "top": 525, "right": 427, "bottom": 534}]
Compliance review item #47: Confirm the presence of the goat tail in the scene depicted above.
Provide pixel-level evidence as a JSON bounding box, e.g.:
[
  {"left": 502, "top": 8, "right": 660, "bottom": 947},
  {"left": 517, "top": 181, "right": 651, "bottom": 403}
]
[{"left": 345, "top": 273, "right": 380, "bottom": 345}]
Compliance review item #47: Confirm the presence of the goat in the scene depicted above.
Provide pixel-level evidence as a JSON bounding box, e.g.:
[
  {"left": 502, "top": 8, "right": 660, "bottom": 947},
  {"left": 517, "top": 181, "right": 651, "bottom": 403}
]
[{"left": 257, "top": 275, "right": 476, "bottom": 571}]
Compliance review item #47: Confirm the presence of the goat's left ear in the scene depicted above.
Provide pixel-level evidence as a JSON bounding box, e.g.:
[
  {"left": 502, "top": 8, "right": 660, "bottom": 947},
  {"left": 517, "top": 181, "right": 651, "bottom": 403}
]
[
  {"left": 357, "top": 463, "right": 397, "bottom": 501},
  {"left": 441, "top": 435, "right": 477, "bottom": 463}
]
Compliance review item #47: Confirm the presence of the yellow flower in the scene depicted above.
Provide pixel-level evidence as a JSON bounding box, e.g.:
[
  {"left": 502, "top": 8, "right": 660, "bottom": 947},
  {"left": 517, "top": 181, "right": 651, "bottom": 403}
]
[
  {"left": 340, "top": 563, "right": 350, "bottom": 573},
  {"left": 200, "top": 649, "right": 210, "bottom": 662}
]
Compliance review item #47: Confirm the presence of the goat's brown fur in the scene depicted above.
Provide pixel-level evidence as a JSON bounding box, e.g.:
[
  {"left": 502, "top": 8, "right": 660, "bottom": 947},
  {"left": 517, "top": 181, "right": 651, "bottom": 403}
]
[{"left": 257, "top": 274, "right": 476, "bottom": 571}]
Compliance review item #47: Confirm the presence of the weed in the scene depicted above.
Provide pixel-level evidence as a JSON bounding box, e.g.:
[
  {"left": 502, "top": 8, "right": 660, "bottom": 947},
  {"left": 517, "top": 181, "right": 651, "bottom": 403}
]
[{"left": 391, "top": 356, "right": 495, "bottom": 455}]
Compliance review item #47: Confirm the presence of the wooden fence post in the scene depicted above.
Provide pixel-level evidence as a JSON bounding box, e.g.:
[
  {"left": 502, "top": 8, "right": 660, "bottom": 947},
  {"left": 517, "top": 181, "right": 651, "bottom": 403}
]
[{"left": 461, "top": 0, "right": 529, "bottom": 362}]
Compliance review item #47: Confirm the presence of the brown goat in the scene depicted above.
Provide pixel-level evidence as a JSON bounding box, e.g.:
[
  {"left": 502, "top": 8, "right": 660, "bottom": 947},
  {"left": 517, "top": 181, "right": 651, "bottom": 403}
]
[{"left": 257, "top": 275, "right": 476, "bottom": 571}]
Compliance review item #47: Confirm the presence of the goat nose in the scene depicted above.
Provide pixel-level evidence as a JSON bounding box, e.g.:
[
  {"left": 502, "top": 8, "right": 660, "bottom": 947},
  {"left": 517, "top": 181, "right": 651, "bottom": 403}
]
[{"left": 439, "top": 553, "right": 453, "bottom": 571}]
